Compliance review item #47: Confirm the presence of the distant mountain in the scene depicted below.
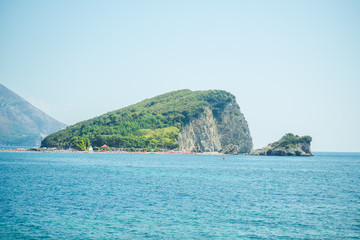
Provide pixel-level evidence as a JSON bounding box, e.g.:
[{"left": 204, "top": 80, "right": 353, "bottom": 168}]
[
  {"left": 0, "top": 83, "right": 66, "bottom": 146},
  {"left": 42, "top": 89, "right": 253, "bottom": 153}
]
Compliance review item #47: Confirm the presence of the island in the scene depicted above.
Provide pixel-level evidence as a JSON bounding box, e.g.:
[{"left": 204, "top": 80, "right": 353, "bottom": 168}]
[
  {"left": 250, "top": 133, "right": 313, "bottom": 156},
  {"left": 41, "top": 89, "right": 253, "bottom": 154}
]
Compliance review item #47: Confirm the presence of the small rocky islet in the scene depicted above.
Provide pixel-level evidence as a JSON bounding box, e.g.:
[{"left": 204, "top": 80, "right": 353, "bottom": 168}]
[{"left": 250, "top": 133, "right": 313, "bottom": 156}]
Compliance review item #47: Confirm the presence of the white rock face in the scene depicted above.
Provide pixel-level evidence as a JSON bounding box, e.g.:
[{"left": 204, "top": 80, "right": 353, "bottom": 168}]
[
  {"left": 178, "top": 107, "right": 222, "bottom": 152},
  {"left": 177, "top": 98, "right": 253, "bottom": 153}
]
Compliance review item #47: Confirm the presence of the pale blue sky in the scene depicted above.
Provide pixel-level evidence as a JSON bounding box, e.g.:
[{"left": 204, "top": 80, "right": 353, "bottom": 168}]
[{"left": 1, "top": 0, "right": 359, "bottom": 151}]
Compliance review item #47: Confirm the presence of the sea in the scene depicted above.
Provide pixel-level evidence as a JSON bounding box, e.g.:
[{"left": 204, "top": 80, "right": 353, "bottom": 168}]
[{"left": 0, "top": 151, "right": 359, "bottom": 239}]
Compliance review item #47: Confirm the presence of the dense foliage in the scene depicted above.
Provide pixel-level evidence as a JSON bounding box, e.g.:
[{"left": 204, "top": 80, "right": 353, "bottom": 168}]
[
  {"left": 41, "top": 89, "right": 235, "bottom": 150},
  {"left": 271, "top": 133, "right": 312, "bottom": 150}
]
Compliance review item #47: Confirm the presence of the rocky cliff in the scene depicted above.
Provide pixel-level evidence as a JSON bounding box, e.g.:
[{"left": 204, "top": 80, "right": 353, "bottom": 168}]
[
  {"left": 250, "top": 133, "right": 313, "bottom": 156},
  {"left": 178, "top": 101, "right": 252, "bottom": 153},
  {"left": 178, "top": 107, "right": 222, "bottom": 152},
  {"left": 42, "top": 89, "right": 252, "bottom": 153}
]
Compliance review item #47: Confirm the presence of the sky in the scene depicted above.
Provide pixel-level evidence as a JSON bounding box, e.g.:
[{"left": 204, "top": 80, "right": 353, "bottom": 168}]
[{"left": 1, "top": 0, "right": 359, "bottom": 152}]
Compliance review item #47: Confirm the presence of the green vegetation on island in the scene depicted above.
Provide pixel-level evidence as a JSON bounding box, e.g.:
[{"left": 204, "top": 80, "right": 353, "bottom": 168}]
[
  {"left": 41, "top": 89, "right": 235, "bottom": 150},
  {"left": 270, "top": 133, "right": 312, "bottom": 150}
]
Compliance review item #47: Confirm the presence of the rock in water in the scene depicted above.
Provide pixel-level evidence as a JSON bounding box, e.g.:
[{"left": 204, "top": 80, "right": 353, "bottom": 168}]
[
  {"left": 42, "top": 89, "right": 252, "bottom": 153},
  {"left": 220, "top": 144, "right": 240, "bottom": 155},
  {"left": 250, "top": 133, "right": 313, "bottom": 156}
]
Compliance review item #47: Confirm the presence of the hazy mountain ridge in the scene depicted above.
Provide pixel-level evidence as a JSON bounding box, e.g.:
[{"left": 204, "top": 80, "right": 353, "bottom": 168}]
[
  {"left": 0, "top": 84, "right": 66, "bottom": 146},
  {"left": 41, "top": 89, "right": 252, "bottom": 153}
]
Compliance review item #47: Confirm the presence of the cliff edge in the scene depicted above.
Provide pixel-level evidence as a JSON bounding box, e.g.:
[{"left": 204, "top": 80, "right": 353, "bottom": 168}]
[
  {"left": 250, "top": 133, "right": 313, "bottom": 156},
  {"left": 178, "top": 97, "right": 252, "bottom": 153}
]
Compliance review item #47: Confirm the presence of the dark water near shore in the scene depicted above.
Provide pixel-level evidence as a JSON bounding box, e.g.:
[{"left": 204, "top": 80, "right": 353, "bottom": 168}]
[{"left": 0, "top": 152, "right": 359, "bottom": 239}]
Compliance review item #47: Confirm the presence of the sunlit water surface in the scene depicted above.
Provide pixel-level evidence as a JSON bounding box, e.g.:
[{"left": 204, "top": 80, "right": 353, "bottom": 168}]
[{"left": 0, "top": 152, "right": 359, "bottom": 239}]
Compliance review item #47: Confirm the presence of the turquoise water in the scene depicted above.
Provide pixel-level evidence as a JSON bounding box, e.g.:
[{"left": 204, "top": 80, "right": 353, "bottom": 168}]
[{"left": 0, "top": 152, "right": 359, "bottom": 239}]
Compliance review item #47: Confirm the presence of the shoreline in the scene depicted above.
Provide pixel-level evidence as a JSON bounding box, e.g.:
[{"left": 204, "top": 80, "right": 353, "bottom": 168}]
[{"left": 0, "top": 148, "right": 224, "bottom": 155}]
